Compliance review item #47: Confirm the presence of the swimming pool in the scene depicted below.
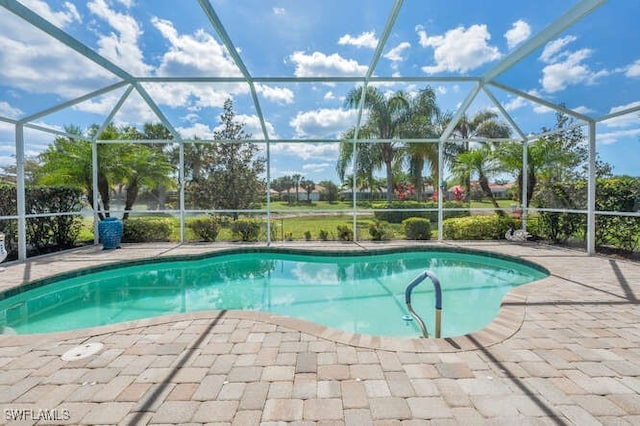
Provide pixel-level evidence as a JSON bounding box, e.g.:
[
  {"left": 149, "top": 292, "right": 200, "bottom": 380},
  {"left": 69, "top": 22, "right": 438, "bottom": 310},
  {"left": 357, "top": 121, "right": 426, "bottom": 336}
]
[{"left": 0, "top": 248, "right": 548, "bottom": 338}]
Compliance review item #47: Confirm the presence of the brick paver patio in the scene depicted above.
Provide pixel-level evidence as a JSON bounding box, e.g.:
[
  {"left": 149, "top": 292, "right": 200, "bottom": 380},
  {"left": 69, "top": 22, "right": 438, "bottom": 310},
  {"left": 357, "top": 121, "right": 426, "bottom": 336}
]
[{"left": 1, "top": 241, "right": 639, "bottom": 425}]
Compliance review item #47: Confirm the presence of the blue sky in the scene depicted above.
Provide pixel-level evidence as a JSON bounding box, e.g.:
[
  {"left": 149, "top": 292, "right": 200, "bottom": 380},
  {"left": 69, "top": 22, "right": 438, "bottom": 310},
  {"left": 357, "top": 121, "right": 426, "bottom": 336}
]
[{"left": 0, "top": 0, "right": 639, "bottom": 184}]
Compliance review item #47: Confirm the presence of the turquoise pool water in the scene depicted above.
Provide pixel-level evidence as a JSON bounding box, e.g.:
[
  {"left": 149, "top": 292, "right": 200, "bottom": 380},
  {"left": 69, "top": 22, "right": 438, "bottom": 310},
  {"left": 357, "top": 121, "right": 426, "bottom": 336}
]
[{"left": 0, "top": 249, "right": 548, "bottom": 337}]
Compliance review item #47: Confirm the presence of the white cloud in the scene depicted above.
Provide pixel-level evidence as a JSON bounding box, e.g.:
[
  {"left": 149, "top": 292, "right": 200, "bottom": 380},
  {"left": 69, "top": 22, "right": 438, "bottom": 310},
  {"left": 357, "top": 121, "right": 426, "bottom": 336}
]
[
  {"left": 290, "top": 51, "right": 367, "bottom": 77},
  {"left": 572, "top": 105, "right": 594, "bottom": 115},
  {"left": 597, "top": 128, "right": 640, "bottom": 145},
  {"left": 601, "top": 101, "right": 640, "bottom": 128},
  {"left": 179, "top": 115, "right": 278, "bottom": 140},
  {"left": 504, "top": 96, "right": 527, "bottom": 112},
  {"left": 416, "top": 25, "right": 429, "bottom": 47},
  {"left": 289, "top": 108, "right": 358, "bottom": 138},
  {"left": 182, "top": 113, "right": 200, "bottom": 124},
  {"left": 271, "top": 142, "right": 340, "bottom": 161},
  {"left": 88, "top": 0, "right": 153, "bottom": 75},
  {"left": 539, "top": 35, "right": 610, "bottom": 93},
  {"left": 504, "top": 20, "right": 531, "bottom": 49},
  {"left": 256, "top": 84, "right": 294, "bottom": 104},
  {"left": 114, "top": 0, "right": 134, "bottom": 8},
  {"left": 176, "top": 122, "right": 214, "bottom": 139},
  {"left": 21, "top": 0, "right": 81, "bottom": 27},
  {"left": 540, "top": 48, "right": 608, "bottom": 93},
  {"left": 113, "top": 95, "right": 160, "bottom": 126},
  {"left": 152, "top": 17, "right": 241, "bottom": 78},
  {"left": 213, "top": 114, "right": 277, "bottom": 140},
  {"left": 540, "top": 35, "right": 577, "bottom": 63},
  {"left": 273, "top": 7, "right": 286, "bottom": 15},
  {"left": 338, "top": 31, "right": 378, "bottom": 49},
  {"left": 0, "top": 101, "right": 23, "bottom": 119},
  {"left": 324, "top": 91, "right": 336, "bottom": 101},
  {"left": 418, "top": 24, "right": 502, "bottom": 74},
  {"left": 626, "top": 59, "right": 640, "bottom": 77},
  {"left": 503, "top": 90, "right": 554, "bottom": 114},
  {"left": 384, "top": 42, "right": 411, "bottom": 62},
  {"left": 302, "top": 162, "right": 332, "bottom": 173},
  {"left": 533, "top": 104, "right": 553, "bottom": 114},
  {"left": 122, "top": 19, "right": 247, "bottom": 110}
]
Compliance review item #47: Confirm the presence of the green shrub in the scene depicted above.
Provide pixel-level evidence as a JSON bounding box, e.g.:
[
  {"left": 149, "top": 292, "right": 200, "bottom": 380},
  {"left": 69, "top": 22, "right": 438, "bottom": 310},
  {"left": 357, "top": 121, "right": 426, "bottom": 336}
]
[
  {"left": 122, "top": 218, "right": 173, "bottom": 242},
  {"left": 336, "top": 225, "right": 353, "bottom": 241},
  {"left": 534, "top": 182, "right": 586, "bottom": 244},
  {"left": 443, "top": 215, "right": 517, "bottom": 240},
  {"left": 285, "top": 232, "right": 294, "bottom": 241},
  {"left": 231, "top": 218, "right": 261, "bottom": 242},
  {"left": 368, "top": 220, "right": 391, "bottom": 241},
  {"left": 595, "top": 176, "right": 640, "bottom": 252},
  {"left": 319, "top": 229, "right": 329, "bottom": 241},
  {"left": 536, "top": 212, "right": 585, "bottom": 244},
  {"left": 304, "top": 230, "right": 312, "bottom": 241},
  {"left": 1, "top": 185, "right": 83, "bottom": 257},
  {"left": 187, "top": 216, "right": 221, "bottom": 242},
  {"left": 402, "top": 217, "right": 431, "bottom": 240},
  {"left": 373, "top": 201, "right": 468, "bottom": 223}
]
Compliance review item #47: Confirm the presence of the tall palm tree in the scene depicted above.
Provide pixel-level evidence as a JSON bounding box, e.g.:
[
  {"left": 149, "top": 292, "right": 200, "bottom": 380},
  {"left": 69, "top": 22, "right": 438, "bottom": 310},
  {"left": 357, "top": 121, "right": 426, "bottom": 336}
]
[
  {"left": 447, "top": 110, "right": 512, "bottom": 201},
  {"left": 495, "top": 141, "right": 541, "bottom": 208},
  {"left": 292, "top": 173, "right": 302, "bottom": 203},
  {"left": 339, "top": 86, "right": 411, "bottom": 203},
  {"left": 451, "top": 145, "right": 504, "bottom": 215},
  {"left": 403, "top": 87, "right": 441, "bottom": 201},
  {"left": 119, "top": 145, "right": 174, "bottom": 219}
]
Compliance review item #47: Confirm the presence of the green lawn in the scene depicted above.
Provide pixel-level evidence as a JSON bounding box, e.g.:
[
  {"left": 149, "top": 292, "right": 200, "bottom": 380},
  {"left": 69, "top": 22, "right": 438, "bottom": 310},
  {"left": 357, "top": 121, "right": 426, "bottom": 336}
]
[
  {"left": 81, "top": 199, "right": 517, "bottom": 244},
  {"left": 264, "top": 198, "right": 516, "bottom": 211}
]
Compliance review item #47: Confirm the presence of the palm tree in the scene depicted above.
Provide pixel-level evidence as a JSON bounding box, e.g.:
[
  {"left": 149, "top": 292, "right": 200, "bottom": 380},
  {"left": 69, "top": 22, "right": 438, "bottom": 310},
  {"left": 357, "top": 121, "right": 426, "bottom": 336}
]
[
  {"left": 281, "top": 175, "right": 294, "bottom": 204},
  {"left": 495, "top": 141, "right": 540, "bottom": 208},
  {"left": 300, "top": 178, "right": 315, "bottom": 202},
  {"left": 38, "top": 125, "right": 113, "bottom": 218},
  {"left": 337, "top": 138, "right": 383, "bottom": 197},
  {"left": 447, "top": 110, "right": 512, "bottom": 201},
  {"left": 340, "top": 86, "right": 411, "bottom": 203},
  {"left": 119, "top": 145, "right": 174, "bottom": 219},
  {"left": 403, "top": 87, "right": 441, "bottom": 201},
  {"left": 449, "top": 110, "right": 511, "bottom": 146},
  {"left": 451, "top": 145, "right": 504, "bottom": 215},
  {"left": 292, "top": 173, "right": 302, "bottom": 203}
]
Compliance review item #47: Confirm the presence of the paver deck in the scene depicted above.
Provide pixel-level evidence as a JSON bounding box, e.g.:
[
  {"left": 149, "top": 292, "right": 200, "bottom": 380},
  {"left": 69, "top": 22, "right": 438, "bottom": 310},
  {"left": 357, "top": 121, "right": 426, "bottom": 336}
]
[{"left": 0, "top": 241, "right": 639, "bottom": 425}]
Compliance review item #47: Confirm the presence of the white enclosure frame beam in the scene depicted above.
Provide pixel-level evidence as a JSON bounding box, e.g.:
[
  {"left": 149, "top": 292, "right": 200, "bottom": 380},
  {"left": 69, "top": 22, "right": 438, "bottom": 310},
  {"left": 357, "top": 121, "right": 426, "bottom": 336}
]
[
  {"left": 437, "top": 82, "right": 482, "bottom": 240},
  {"left": 490, "top": 82, "right": 592, "bottom": 122},
  {"left": 197, "top": 0, "right": 273, "bottom": 242},
  {"left": 482, "top": 86, "right": 528, "bottom": 141},
  {"left": 15, "top": 124, "right": 26, "bottom": 261},
  {"left": 349, "top": 0, "right": 404, "bottom": 241},
  {"left": 587, "top": 120, "right": 597, "bottom": 255},
  {"left": 522, "top": 139, "right": 529, "bottom": 229},
  {"left": 22, "top": 124, "right": 92, "bottom": 141},
  {"left": 18, "top": 82, "right": 128, "bottom": 124},
  {"left": 0, "top": 116, "right": 17, "bottom": 124},
  {"left": 596, "top": 103, "right": 640, "bottom": 123}
]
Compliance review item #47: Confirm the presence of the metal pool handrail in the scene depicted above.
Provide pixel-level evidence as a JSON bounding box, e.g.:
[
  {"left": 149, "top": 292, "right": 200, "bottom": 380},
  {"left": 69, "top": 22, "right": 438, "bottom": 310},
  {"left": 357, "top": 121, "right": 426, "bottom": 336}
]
[{"left": 404, "top": 270, "right": 442, "bottom": 338}]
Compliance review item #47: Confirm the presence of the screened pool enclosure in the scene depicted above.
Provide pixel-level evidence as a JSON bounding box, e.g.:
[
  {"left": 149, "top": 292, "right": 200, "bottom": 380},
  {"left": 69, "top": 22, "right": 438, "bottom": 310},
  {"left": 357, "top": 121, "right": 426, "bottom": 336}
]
[{"left": 1, "top": 0, "right": 639, "bottom": 261}]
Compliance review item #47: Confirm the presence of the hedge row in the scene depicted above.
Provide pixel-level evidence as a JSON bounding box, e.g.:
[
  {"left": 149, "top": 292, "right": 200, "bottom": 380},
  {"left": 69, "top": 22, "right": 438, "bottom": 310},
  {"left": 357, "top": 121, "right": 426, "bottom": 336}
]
[
  {"left": 372, "top": 201, "right": 469, "bottom": 223},
  {"left": 443, "top": 215, "right": 518, "bottom": 240},
  {"left": 0, "top": 185, "right": 84, "bottom": 259},
  {"left": 122, "top": 218, "right": 173, "bottom": 242}
]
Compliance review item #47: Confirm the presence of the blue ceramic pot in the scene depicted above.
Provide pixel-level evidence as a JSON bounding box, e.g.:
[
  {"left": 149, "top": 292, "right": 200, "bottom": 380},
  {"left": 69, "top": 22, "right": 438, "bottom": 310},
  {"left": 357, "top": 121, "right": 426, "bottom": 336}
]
[{"left": 98, "top": 217, "right": 123, "bottom": 250}]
